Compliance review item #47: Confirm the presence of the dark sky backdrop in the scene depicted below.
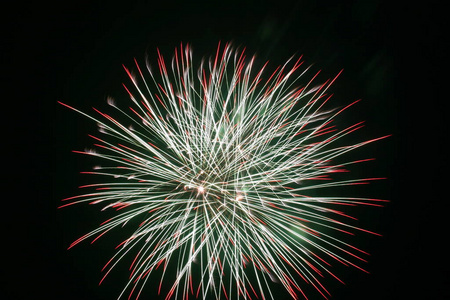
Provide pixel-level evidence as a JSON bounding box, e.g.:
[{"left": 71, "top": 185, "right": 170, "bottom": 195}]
[{"left": 5, "top": 1, "right": 447, "bottom": 299}]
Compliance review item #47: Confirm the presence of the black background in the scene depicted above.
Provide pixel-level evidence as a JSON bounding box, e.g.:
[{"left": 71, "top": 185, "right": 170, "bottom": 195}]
[{"left": 5, "top": 0, "right": 447, "bottom": 299}]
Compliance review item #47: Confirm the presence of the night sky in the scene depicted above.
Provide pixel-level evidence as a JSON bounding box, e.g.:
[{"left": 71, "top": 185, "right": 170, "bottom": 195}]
[{"left": 6, "top": 1, "right": 447, "bottom": 299}]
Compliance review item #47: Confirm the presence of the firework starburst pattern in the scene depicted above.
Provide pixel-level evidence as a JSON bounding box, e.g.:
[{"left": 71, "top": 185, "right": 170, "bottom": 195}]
[{"left": 59, "top": 42, "right": 389, "bottom": 300}]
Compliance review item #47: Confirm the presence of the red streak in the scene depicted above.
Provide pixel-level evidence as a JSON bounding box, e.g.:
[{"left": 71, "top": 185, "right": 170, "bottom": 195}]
[
  {"left": 90, "top": 228, "right": 111, "bottom": 244},
  {"left": 99, "top": 218, "right": 112, "bottom": 226}
]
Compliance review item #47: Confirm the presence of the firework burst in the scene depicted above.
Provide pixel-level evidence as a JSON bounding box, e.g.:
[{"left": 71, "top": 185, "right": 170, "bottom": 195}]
[{"left": 59, "top": 42, "right": 389, "bottom": 300}]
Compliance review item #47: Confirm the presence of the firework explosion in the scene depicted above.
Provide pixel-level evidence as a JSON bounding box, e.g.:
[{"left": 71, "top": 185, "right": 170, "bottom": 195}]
[{"left": 59, "top": 42, "right": 389, "bottom": 300}]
